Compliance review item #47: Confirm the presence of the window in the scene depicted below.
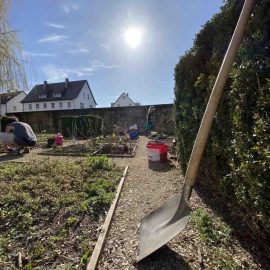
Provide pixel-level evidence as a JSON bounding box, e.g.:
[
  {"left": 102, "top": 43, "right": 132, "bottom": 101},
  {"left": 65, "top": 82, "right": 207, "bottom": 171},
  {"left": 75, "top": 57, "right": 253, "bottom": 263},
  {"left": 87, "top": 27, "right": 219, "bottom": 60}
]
[
  {"left": 89, "top": 105, "right": 92, "bottom": 108},
  {"left": 29, "top": 104, "right": 32, "bottom": 110},
  {"left": 117, "top": 104, "right": 120, "bottom": 107},
  {"left": 36, "top": 103, "right": 40, "bottom": 109},
  {"left": 80, "top": 103, "right": 84, "bottom": 109},
  {"left": 39, "top": 94, "right": 46, "bottom": 99},
  {"left": 83, "top": 93, "right": 86, "bottom": 99},
  {"left": 122, "top": 95, "right": 126, "bottom": 100},
  {"left": 59, "top": 102, "right": 63, "bottom": 108},
  {"left": 43, "top": 103, "right": 47, "bottom": 109},
  {"left": 67, "top": 101, "right": 71, "bottom": 108},
  {"left": 88, "top": 95, "right": 90, "bottom": 100},
  {"left": 51, "top": 102, "right": 55, "bottom": 109},
  {"left": 129, "top": 104, "right": 132, "bottom": 106},
  {"left": 53, "top": 93, "right": 61, "bottom": 98},
  {"left": 13, "top": 106, "right": 17, "bottom": 111}
]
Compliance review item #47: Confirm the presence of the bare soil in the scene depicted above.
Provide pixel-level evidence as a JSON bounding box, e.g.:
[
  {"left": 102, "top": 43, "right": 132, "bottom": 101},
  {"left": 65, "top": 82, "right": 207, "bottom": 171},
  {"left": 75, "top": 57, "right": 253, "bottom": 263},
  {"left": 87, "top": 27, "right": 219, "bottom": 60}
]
[{"left": 39, "top": 137, "right": 137, "bottom": 157}]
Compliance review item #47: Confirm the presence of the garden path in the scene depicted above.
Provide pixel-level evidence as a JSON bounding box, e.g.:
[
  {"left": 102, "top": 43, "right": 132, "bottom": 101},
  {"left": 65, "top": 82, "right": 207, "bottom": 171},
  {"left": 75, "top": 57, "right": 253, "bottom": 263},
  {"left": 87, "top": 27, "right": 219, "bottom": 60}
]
[
  {"left": 98, "top": 136, "right": 187, "bottom": 269},
  {"left": 97, "top": 137, "right": 261, "bottom": 270}
]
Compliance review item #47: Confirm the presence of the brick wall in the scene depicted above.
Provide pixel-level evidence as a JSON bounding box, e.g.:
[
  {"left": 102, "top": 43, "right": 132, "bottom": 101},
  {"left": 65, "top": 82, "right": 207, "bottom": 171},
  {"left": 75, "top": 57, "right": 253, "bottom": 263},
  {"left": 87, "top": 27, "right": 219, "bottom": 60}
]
[{"left": 8, "top": 104, "right": 174, "bottom": 134}]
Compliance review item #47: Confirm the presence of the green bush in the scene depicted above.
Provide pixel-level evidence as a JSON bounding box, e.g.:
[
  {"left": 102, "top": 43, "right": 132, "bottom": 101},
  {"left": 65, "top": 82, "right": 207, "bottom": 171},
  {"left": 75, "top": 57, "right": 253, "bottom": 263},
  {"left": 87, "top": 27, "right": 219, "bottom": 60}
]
[
  {"left": 84, "top": 156, "right": 111, "bottom": 170},
  {"left": 61, "top": 115, "right": 103, "bottom": 138},
  {"left": 82, "top": 178, "right": 116, "bottom": 218},
  {"left": 174, "top": 0, "right": 270, "bottom": 240}
]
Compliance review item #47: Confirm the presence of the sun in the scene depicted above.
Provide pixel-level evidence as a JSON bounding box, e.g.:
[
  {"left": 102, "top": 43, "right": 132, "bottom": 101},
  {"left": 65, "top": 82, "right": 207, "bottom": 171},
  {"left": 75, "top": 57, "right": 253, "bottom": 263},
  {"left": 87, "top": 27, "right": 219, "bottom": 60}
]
[{"left": 124, "top": 27, "right": 143, "bottom": 49}]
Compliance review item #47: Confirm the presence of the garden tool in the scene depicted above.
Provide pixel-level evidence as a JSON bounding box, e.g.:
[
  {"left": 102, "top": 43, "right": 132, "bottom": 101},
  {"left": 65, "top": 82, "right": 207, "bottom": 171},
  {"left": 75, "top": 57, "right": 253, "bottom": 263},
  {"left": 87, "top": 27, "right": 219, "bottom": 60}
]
[{"left": 138, "top": 0, "right": 255, "bottom": 261}]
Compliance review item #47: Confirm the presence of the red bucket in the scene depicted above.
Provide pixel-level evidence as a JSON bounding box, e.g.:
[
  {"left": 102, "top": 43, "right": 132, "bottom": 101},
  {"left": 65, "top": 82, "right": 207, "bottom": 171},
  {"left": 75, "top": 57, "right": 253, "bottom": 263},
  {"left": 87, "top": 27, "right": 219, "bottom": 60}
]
[
  {"left": 54, "top": 133, "right": 63, "bottom": 146},
  {"left": 146, "top": 141, "right": 168, "bottom": 162}
]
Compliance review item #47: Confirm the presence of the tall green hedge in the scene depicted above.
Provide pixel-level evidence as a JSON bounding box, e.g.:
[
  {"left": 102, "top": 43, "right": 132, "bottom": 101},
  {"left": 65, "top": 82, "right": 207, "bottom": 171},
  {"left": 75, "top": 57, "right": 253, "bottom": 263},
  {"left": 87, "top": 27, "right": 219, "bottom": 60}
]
[
  {"left": 61, "top": 115, "right": 103, "bottom": 138},
  {"left": 174, "top": 0, "right": 270, "bottom": 240}
]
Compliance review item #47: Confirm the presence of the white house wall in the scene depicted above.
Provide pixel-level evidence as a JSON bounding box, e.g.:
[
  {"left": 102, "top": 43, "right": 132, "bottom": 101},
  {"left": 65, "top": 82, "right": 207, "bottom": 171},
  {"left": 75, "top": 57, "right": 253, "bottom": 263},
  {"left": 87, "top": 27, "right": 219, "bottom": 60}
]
[
  {"left": 112, "top": 94, "right": 136, "bottom": 107},
  {"left": 6, "top": 92, "right": 26, "bottom": 113},
  {"left": 0, "top": 104, "right": 6, "bottom": 115},
  {"left": 23, "top": 100, "right": 74, "bottom": 112},
  {"left": 73, "top": 83, "right": 96, "bottom": 109}
]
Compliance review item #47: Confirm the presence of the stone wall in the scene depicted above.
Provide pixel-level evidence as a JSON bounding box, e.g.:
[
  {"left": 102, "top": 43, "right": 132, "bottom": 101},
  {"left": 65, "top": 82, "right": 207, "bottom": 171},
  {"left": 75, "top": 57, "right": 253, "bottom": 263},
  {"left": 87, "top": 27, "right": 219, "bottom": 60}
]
[{"left": 8, "top": 104, "right": 174, "bottom": 134}]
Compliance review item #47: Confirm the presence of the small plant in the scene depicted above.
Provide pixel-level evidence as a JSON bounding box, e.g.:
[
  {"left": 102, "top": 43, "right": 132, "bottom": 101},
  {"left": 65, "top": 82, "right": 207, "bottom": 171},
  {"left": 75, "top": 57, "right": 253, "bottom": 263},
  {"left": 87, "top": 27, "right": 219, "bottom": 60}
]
[
  {"left": 54, "top": 263, "right": 73, "bottom": 270},
  {"left": 85, "top": 156, "right": 111, "bottom": 170},
  {"left": 31, "top": 242, "right": 45, "bottom": 259},
  {"left": 212, "top": 248, "right": 241, "bottom": 270},
  {"left": 191, "top": 208, "right": 232, "bottom": 245},
  {"left": 24, "top": 263, "right": 33, "bottom": 270},
  {"left": 0, "top": 237, "right": 8, "bottom": 256},
  {"left": 191, "top": 208, "right": 218, "bottom": 244},
  {"left": 80, "top": 250, "right": 91, "bottom": 266},
  {"left": 65, "top": 216, "right": 78, "bottom": 228},
  {"left": 52, "top": 143, "right": 59, "bottom": 152},
  {"left": 79, "top": 178, "right": 116, "bottom": 217}
]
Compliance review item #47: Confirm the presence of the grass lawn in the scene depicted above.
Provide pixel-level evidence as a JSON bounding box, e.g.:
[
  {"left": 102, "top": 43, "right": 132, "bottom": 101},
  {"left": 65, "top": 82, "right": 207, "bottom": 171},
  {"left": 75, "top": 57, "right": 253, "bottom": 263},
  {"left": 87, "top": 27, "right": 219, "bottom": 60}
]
[{"left": 0, "top": 156, "right": 122, "bottom": 270}]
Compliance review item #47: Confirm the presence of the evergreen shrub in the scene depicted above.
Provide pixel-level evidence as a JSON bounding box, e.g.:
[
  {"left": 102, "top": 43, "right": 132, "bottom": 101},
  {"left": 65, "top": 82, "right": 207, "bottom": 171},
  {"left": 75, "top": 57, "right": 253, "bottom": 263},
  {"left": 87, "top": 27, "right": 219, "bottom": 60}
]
[
  {"left": 174, "top": 0, "right": 270, "bottom": 239},
  {"left": 61, "top": 115, "right": 103, "bottom": 138}
]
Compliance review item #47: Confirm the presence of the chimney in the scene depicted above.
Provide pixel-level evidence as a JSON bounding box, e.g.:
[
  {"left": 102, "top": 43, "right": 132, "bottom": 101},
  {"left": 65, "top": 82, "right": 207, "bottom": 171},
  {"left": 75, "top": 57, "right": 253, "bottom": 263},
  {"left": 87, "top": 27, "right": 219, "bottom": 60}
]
[
  {"left": 126, "top": 92, "right": 129, "bottom": 97},
  {"left": 65, "top": 78, "right": 69, "bottom": 88},
  {"left": 44, "top": 81, "right": 47, "bottom": 90}
]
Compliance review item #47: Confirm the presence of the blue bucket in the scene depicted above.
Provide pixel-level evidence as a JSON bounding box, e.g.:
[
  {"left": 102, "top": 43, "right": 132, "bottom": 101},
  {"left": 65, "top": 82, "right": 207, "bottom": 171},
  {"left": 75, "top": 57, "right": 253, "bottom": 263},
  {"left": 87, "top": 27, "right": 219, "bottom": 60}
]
[{"left": 129, "top": 131, "right": 138, "bottom": 140}]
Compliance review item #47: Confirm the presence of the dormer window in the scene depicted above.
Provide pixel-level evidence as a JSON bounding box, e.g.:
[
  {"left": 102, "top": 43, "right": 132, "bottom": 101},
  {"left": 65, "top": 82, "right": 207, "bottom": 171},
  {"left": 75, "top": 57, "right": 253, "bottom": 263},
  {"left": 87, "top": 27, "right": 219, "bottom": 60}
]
[
  {"left": 53, "top": 92, "right": 61, "bottom": 98},
  {"left": 39, "top": 94, "right": 47, "bottom": 99}
]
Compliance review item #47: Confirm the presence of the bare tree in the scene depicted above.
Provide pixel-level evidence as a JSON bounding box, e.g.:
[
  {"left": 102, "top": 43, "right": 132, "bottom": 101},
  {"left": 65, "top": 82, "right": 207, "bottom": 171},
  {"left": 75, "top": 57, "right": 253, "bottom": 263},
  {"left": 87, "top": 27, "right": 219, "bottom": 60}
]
[{"left": 0, "top": 0, "right": 27, "bottom": 93}]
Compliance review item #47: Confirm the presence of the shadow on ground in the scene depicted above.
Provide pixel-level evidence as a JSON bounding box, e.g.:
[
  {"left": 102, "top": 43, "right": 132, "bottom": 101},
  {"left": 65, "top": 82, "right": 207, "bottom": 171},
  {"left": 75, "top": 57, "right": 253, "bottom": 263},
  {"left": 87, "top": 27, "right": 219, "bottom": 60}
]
[
  {"left": 194, "top": 170, "right": 270, "bottom": 269},
  {"left": 0, "top": 153, "right": 26, "bottom": 163},
  {"left": 148, "top": 160, "right": 175, "bottom": 172},
  {"left": 135, "top": 245, "right": 191, "bottom": 270}
]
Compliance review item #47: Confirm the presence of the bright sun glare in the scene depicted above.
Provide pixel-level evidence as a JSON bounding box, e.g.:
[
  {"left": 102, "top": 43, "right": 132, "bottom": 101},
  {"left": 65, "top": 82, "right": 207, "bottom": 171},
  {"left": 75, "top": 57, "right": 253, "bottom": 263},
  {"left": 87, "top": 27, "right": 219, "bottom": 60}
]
[{"left": 124, "top": 27, "right": 143, "bottom": 49}]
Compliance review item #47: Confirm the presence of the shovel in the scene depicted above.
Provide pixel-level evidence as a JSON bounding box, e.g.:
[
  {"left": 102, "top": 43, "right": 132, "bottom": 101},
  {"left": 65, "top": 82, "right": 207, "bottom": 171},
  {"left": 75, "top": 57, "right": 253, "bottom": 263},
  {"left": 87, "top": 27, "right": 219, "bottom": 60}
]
[{"left": 138, "top": 0, "right": 255, "bottom": 261}]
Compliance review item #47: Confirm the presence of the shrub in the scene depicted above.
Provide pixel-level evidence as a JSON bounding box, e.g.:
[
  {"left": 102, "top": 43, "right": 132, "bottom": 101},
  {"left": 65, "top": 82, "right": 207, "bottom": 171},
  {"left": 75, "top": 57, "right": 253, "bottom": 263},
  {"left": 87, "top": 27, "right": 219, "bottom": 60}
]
[
  {"left": 82, "top": 178, "right": 116, "bottom": 217},
  {"left": 174, "top": 0, "right": 270, "bottom": 240},
  {"left": 61, "top": 115, "right": 103, "bottom": 138},
  {"left": 84, "top": 156, "right": 111, "bottom": 170}
]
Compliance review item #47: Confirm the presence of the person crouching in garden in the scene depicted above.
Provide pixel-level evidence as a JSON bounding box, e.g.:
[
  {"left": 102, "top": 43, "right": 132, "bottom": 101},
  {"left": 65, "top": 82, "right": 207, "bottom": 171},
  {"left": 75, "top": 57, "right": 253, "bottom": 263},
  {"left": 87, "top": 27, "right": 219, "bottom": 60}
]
[{"left": 0, "top": 116, "right": 37, "bottom": 154}]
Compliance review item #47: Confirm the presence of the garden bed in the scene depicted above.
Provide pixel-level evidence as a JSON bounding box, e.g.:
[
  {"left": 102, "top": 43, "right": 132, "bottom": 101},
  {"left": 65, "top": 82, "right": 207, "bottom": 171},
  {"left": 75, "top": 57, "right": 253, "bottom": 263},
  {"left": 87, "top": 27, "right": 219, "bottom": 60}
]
[
  {"left": 40, "top": 138, "right": 137, "bottom": 158},
  {"left": 95, "top": 142, "right": 137, "bottom": 157},
  {"left": 40, "top": 143, "right": 98, "bottom": 156},
  {"left": 0, "top": 156, "right": 122, "bottom": 270},
  {"left": 35, "top": 133, "right": 56, "bottom": 148}
]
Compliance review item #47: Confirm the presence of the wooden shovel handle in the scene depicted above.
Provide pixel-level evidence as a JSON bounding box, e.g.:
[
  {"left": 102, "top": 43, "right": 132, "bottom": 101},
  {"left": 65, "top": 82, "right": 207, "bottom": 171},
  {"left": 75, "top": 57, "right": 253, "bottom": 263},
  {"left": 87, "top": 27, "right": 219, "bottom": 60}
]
[{"left": 184, "top": 0, "right": 255, "bottom": 187}]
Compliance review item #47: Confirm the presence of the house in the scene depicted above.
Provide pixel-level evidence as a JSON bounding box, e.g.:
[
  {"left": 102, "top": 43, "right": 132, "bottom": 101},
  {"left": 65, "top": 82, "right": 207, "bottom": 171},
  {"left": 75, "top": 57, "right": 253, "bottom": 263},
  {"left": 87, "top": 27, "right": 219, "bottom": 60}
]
[
  {"left": 0, "top": 91, "right": 26, "bottom": 115},
  {"left": 22, "top": 79, "right": 97, "bottom": 112},
  {"left": 111, "top": 92, "right": 140, "bottom": 107}
]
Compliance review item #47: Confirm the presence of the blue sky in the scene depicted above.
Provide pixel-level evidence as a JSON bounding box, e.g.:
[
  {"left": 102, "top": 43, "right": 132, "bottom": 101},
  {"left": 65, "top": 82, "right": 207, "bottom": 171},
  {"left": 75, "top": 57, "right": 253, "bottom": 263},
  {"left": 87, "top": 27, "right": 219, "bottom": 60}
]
[{"left": 10, "top": 0, "right": 223, "bottom": 107}]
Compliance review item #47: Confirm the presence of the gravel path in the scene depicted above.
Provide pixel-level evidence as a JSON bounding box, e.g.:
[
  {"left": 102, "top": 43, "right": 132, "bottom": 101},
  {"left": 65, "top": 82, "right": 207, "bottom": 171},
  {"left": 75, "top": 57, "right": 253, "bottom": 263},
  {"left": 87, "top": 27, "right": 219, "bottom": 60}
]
[{"left": 98, "top": 136, "right": 188, "bottom": 269}]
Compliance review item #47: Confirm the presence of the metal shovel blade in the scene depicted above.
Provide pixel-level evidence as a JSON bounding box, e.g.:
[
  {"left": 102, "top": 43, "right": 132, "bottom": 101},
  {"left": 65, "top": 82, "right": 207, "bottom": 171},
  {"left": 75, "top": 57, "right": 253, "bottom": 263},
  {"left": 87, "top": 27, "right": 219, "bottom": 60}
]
[{"left": 138, "top": 185, "right": 191, "bottom": 261}]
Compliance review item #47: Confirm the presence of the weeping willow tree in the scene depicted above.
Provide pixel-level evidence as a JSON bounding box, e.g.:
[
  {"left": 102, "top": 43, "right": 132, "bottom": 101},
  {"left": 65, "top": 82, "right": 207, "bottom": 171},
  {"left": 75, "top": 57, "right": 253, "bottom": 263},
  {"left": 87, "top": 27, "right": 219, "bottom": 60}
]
[{"left": 0, "top": 0, "right": 27, "bottom": 93}]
